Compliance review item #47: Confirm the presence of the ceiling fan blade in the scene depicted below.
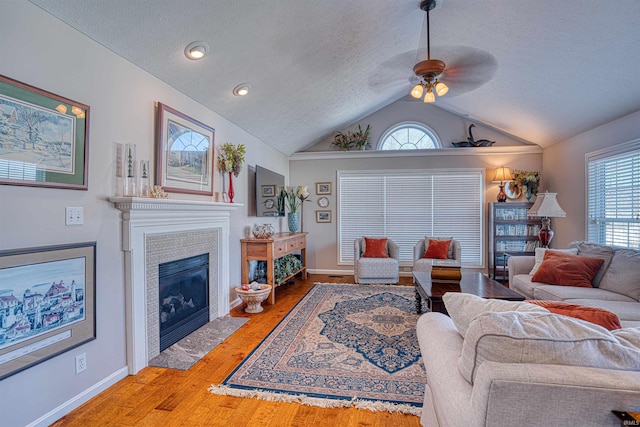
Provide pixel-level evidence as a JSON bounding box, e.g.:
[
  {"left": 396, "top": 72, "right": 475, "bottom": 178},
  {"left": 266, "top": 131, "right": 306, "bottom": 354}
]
[
  {"left": 367, "top": 51, "right": 418, "bottom": 92},
  {"left": 431, "top": 46, "right": 498, "bottom": 97}
]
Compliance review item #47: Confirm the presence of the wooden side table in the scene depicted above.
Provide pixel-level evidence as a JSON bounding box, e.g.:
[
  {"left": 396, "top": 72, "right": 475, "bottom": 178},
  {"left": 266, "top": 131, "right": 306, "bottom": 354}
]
[{"left": 240, "top": 232, "right": 308, "bottom": 305}]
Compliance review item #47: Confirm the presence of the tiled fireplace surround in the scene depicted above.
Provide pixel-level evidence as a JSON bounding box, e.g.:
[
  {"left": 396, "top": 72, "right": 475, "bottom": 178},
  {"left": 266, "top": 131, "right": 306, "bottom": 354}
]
[{"left": 111, "top": 198, "right": 239, "bottom": 374}]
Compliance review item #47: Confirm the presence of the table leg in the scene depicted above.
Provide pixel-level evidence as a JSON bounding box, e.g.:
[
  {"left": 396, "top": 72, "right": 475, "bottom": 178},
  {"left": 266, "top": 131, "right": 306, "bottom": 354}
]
[{"left": 415, "top": 288, "right": 422, "bottom": 314}]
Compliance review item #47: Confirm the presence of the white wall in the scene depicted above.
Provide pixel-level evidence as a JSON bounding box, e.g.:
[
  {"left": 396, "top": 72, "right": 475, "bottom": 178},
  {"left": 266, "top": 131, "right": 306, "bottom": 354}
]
[
  {"left": 542, "top": 110, "right": 640, "bottom": 248},
  {"left": 0, "top": 2, "right": 287, "bottom": 426}
]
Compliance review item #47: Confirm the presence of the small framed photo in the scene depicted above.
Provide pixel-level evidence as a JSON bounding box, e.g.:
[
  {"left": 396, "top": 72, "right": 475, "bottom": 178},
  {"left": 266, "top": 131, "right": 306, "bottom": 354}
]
[
  {"left": 316, "top": 210, "right": 332, "bottom": 223},
  {"left": 0, "top": 242, "right": 96, "bottom": 380},
  {"left": 316, "top": 182, "right": 332, "bottom": 195},
  {"left": 155, "top": 103, "right": 214, "bottom": 196},
  {"left": 261, "top": 185, "right": 276, "bottom": 197}
]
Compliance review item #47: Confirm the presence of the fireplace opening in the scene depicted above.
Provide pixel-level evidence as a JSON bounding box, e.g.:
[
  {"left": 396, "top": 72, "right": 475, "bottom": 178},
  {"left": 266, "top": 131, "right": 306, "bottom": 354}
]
[{"left": 159, "top": 253, "right": 209, "bottom": 351}]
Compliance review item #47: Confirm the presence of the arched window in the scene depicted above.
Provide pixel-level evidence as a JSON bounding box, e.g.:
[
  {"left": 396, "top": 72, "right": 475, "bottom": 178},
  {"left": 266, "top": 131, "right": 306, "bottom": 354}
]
[{"left": 378, "top": 122, "right": 441, "bottom": 150}]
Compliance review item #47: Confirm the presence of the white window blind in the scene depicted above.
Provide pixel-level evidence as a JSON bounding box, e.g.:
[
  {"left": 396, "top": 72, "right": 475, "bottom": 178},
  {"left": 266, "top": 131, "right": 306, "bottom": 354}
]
[
  {"left": 587, "top": 140, "right": 640, "bottom": 248},
  {"left": 338, "top": 169, "right": 483, "bottom": 266}
]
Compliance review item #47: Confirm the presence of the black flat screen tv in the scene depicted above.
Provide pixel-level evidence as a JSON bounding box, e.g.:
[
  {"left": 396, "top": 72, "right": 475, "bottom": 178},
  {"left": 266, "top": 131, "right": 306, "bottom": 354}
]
[{"left": 255, "top": 165, "right": 285, "bottom": 217}]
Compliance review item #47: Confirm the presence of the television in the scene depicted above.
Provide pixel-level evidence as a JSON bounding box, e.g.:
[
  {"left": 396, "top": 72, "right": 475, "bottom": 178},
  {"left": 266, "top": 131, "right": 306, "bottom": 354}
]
[{"left": 255, "top": 165, "right": 285, "bottom": 217}]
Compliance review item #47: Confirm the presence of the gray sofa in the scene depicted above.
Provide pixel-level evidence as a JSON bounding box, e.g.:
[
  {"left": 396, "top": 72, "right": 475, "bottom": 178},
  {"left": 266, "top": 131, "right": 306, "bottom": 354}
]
[
  {"left": 508, "top": 241, "right": 640, "bottom": 328},
  {"left": 416, "top": 309, "right": 640, "bottom": 427}
]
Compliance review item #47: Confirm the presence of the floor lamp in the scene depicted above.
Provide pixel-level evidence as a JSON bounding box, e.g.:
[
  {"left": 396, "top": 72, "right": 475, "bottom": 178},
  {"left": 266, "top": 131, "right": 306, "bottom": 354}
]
[{"left": 527, "top": 192, "right": 566, "bottom": 248}]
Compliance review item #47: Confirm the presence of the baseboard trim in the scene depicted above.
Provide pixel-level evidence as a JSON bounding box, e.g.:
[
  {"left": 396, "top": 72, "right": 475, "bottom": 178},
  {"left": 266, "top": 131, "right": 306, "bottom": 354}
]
[{"left": 27, "top": 367, "right": 129, "bottom": 427}]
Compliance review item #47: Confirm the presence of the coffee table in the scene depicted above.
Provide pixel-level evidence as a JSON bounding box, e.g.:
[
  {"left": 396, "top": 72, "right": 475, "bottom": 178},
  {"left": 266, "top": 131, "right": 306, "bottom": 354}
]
[{"left": 413, "top": 271, "right": 524, "bottom": 314}]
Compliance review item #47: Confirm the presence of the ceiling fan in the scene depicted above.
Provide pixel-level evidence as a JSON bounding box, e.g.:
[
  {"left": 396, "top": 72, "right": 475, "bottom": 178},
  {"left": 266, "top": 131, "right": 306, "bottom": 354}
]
[{"left": 411, "top": 0, "right": 448, "bottom": 102}]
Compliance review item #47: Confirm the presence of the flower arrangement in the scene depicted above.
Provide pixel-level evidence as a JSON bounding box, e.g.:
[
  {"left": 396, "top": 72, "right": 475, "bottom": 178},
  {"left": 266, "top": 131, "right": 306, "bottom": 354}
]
[
  {"left": 284, "top": 185, "right": 310, "bottom": 213},
  {"left": 332, "top": 124, "right": 371, "bottom": 151},
  {"left": 511, "top": 170, "right": 541, "bottom": 194},
  {"left": 217, "top": 142, "right": 246, "bottom": 177}
]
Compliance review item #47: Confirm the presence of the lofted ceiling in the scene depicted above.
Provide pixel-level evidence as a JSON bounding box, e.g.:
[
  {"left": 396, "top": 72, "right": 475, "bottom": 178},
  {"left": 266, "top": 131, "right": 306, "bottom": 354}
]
[{"left": 29, "top": 0, "right": 640, "bottom": 155}]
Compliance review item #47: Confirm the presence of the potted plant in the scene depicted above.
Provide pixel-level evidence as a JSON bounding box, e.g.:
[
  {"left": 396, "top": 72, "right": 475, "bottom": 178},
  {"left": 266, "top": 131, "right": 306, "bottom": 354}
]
[
  {"left": 510, "top": 170, "right": 541, "bottom": 201},
  {"left": 284, "top": 185, "right": 310, "bottom": 232},
  {"left": 332, "top": 124, "right": 372, "bottom": 151}
]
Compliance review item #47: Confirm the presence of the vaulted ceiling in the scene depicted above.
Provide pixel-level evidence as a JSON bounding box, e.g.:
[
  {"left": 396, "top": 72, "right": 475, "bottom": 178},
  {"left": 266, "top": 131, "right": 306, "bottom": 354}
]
[{"left": 30, "top": 0, "right": 640, "bottom": 155}]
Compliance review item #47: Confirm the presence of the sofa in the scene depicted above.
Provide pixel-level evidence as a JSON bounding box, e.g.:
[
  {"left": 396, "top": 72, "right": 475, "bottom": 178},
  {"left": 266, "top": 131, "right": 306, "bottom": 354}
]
[
  {"left": 508, "top": 241, "right": 640, "bottom": 328},
  {"left": 416, "top": 293, "right": 640, "bottom": 427}
]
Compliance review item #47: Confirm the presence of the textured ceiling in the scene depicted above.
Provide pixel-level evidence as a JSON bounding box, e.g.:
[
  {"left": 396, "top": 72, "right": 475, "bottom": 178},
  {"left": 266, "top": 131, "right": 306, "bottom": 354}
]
[{"left": 29, "top": 0, "right": 640, "bottom": 155}]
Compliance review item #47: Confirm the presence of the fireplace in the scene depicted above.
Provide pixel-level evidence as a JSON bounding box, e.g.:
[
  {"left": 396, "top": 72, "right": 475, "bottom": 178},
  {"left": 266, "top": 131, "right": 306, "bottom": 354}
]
[
  {"left": 111, "top": 197, "right": 239, "bottom": 374},
  {"left": 159, "top": 254, "right": 209, "bottom": 351}
]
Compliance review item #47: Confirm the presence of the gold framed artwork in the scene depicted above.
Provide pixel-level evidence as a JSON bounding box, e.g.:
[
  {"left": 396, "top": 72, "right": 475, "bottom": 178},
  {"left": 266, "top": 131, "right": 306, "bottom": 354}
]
[
  {"left": 316, "top": 210, "right": 332, "bottom": 223},
  {"left": 316, "top": 182, "right": 332, "bottom": 195}
]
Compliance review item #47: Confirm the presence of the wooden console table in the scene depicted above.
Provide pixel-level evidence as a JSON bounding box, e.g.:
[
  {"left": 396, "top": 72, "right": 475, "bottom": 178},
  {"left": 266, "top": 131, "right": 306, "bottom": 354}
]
[{"left": 241, "top": 232, "right": 308, "bottom": 305}]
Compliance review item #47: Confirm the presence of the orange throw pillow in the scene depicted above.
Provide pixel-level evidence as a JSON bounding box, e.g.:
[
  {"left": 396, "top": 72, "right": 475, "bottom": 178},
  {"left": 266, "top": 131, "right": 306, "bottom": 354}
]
[
  {"left": 362, "top": 237, "right": 388, "bottom": 258},
  {"left": 531, "top": 250, "right": 604, "bottom": 288},
  {"left": 423, "top": 239, "right": 451, "bottom": 259},
  {"left": 528, "top": 300, "right": 621, "bottom": 330}
]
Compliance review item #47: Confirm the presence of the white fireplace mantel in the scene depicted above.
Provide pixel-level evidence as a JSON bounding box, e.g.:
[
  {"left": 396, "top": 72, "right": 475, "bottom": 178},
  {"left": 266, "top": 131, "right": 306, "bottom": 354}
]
[{"left": 110, "top": 197, "right": 241, "bottom": 374}]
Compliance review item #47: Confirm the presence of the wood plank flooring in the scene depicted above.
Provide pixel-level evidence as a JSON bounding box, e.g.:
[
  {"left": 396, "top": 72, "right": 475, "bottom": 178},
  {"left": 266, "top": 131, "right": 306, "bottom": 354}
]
[{"left": 51, "top": 274, "right": 421, "bottom": 426}]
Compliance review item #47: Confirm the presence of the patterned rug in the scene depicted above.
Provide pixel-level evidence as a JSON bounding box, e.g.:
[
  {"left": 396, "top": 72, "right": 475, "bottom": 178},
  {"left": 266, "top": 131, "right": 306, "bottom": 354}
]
[
  {"left": 149, "top": 316, "right": 248, "bottom": 370},
  {"left": 209, "top": 283, "right": 426, "bottom": 415}
]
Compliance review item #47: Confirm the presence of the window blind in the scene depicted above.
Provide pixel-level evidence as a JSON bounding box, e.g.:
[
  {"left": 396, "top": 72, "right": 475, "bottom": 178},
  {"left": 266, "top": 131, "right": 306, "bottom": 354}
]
[
  {"left": 587, "top": 140, "right": 640, "bottom": 248},
  {"left": 338, "top": 169, "right": 483, "bottom": 266}
]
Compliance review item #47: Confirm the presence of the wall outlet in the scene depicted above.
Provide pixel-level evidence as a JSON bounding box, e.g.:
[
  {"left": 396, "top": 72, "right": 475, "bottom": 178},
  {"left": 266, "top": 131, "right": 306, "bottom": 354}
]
[
  {"left": 75, "top": 353, "right": 87, "bottom": 374},
  {"left": 66, "top": 207, "right": 83, "bottom": 225}
]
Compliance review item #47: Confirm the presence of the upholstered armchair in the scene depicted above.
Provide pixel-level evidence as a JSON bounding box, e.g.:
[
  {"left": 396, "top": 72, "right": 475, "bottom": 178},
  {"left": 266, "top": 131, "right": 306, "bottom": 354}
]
[
  {"left": 413, "top": 238, "right": 461, "bottom": 272},
  {"left": 353, "top": 238, "right": 400, "bottom": 284}
]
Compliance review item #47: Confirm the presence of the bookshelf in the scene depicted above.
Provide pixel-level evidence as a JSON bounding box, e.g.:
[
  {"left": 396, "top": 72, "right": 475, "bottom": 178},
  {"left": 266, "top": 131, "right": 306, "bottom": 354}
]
[{"left": 489, "top": 202, "right": 540, "bottom": 283}]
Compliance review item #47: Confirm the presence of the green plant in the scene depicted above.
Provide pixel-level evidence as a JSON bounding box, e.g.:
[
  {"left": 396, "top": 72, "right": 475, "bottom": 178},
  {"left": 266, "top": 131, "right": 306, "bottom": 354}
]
[
  {"left": 217, "top": 142, "right": 246, "bottom": 177},
  {"left": 511, "top": 170, "right": 541, "bottom": 194},
  {"left": 284, "top": 185, "right": 310, "bottom": 213},
  {"left": 332, "top": 124, "right": 371, "bottom": 151},
  {"left": 274, "top": 254, "right": 302, "bottom": 284}
]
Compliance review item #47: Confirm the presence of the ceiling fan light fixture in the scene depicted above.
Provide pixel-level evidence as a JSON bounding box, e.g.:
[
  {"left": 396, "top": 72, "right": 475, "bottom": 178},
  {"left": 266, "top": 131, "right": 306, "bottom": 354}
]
[
  {"left": 435, "top": 81, "right": 449, "bottom": 96},
  {"left": 185, "top": 41, "right": 209, "bottom": 60},
  {"left": 411, "top": 84, "right": 424, "bottom": 99},
  {"left": 423, "top": 90, "right": 436, "bottom": 103}
]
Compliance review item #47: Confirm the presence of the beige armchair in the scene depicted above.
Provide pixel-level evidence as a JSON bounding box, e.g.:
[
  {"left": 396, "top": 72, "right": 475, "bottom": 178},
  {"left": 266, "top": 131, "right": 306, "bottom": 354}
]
[
  {"left": 413, "top": 238, "right": 461, "bottom": 272},
  {"left": 354, "top": 238, "right": 400, "bottom": 284}
]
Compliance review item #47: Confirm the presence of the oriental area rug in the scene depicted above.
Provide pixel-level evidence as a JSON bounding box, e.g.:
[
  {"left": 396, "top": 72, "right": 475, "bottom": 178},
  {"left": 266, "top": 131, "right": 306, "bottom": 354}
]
[{"left": 209, "top": 283, "right": 426, "bottom": 415}]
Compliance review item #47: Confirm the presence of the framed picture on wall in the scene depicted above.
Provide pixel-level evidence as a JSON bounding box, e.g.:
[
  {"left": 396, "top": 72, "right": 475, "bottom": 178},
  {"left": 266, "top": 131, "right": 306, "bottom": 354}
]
[
  {"left": 316, "top": 210, "right": 332, "bottom": 223},
  {"left": 0, "top": 242, "right": 97, "bottom": 380},
  {"left": 261, "top": 185, "right": 276, "bottom": 197},
  {"left": 155, "top": 102, "right": 215, "bottom": 196},
  {"left": 0, "top": 74, "right": 90, "bottom": 190},
  {"left": 316, "top": 182, "right": 332, "bottom": 195}
]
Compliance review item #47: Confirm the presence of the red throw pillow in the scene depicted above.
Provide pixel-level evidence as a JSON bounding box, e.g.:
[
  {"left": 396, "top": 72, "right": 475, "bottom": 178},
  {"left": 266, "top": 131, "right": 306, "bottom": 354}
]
[
  {"left": 362, "top": 237, "right": 388, "bottom": 258},
  {"left": 423, "top": 239, "right": 451, "bottom": 259},
  {"left": 531, "top": 251, "right": 604, "bottom": 288},
  {"left": 528, "top": 300, "right": 621, "bottom": 330}
]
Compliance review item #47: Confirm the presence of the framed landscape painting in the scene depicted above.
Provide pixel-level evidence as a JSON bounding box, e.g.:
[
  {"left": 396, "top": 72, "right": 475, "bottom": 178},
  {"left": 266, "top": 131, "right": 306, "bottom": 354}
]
[
  {"left": 0, "top": 75, "right": 90, "bottom": 190},
  {"left": 0, "top": 242, "right": 96, "bottom": 380},
  {"left": 155, "top": 103, "right": 215, "bottom": 196}
]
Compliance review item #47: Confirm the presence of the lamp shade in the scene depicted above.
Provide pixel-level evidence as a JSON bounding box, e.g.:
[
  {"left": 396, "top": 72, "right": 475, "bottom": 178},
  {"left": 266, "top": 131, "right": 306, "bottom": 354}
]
[
  {"left": 527, "top": 192, "right": 566, "bottom": 218},
  {"left": 492, "top": 166, "right": 513, "bottom": 183}
]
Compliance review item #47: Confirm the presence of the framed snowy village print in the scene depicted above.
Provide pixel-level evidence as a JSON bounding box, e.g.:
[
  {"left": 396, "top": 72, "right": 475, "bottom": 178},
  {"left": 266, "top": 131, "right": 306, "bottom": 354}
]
[
  {"left": 0, "top": 242, "right": 96, "bottom": 380},
  {"left": 0, "top": 75, "right": 90, "bottom": 190}
]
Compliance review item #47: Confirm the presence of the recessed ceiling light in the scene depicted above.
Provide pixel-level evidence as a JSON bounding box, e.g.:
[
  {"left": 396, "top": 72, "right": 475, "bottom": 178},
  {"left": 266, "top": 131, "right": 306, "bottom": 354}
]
[
  {"left": 233, "top": 83, "right": 251, "bottom": 96},
  {"left": 185, "top": 41, "right": 209, "bottom": 60}
]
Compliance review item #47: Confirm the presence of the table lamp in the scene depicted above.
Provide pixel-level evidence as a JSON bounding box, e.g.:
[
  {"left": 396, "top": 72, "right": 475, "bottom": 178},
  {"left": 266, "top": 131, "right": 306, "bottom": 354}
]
[
  {"left": 527, "top": 192, "right": 566, "bottom": 248},
  {"left": 492, "top": 166, "right": 513, "bottom": 202}
]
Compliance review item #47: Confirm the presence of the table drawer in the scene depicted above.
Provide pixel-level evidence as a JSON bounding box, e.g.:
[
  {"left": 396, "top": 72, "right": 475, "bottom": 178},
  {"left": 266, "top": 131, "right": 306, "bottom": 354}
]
[{"left": 274, "top": 241, "right": 287, "bottom": 256}]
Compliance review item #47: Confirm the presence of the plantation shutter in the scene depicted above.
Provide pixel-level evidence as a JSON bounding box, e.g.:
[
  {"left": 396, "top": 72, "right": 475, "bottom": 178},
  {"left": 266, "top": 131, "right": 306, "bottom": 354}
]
[
  {"left": 587, "top": 140, "right": 640, "bottom": 248},
  {"left": 338, "top": 169, "right": 483, "bottom": 266}
]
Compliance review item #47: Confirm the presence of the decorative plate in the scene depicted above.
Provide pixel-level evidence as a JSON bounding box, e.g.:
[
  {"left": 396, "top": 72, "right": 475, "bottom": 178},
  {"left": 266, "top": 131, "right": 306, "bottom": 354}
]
[
  {"left": 263, "top": 198, "right": 275, "bottom": 209},
  {"left": 318, "top": 196, "right": 329, "bottom": 208},
  {"left": 505, "top": 182, "right": 521, "bottom": 199}
]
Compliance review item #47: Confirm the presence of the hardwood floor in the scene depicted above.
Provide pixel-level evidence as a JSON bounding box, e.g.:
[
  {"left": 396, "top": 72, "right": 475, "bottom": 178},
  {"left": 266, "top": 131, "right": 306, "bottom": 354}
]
[{"left": 52, "top": 274, "right": 421, "bottom": 426}]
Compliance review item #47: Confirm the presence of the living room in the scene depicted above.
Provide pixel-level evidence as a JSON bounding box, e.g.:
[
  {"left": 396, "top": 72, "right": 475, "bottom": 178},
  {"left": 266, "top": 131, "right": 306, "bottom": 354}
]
[{"left": 1, "top": 1, "right": 639, "bottom": 426}]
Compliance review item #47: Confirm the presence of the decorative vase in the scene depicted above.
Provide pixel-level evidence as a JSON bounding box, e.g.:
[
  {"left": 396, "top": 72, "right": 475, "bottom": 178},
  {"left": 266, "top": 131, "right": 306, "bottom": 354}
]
[
  {"left": 228, "top": 171, "right": 234, "bottom": 203},
  {"left": 525, "top": 185, "right": 533, "bottom": 202},
  {"left": 288, "top": 212, "right": 299, "bottom": 233}
]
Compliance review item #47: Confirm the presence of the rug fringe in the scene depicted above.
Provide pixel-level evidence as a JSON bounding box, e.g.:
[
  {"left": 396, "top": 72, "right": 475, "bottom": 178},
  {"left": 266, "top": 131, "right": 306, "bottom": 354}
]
[{"left": 208, "top": 385, "right": 422, "bottom": 416}]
